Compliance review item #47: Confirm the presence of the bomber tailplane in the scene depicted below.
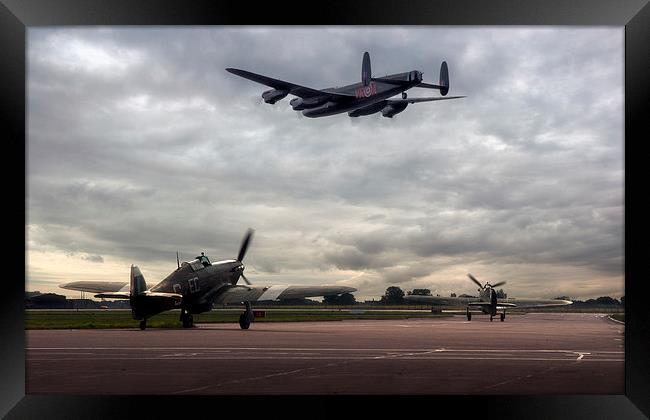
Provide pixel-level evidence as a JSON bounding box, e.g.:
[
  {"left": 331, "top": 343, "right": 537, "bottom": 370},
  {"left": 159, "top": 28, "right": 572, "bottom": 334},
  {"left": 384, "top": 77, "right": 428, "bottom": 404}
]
[{"left": 416, "top": 61, "right": 451, "bottom": 95}]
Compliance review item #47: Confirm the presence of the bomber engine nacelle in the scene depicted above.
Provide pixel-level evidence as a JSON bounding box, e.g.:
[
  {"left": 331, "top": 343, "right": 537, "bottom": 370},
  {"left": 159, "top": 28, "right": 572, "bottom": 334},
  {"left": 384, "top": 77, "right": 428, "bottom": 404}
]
[
  {"left": 381, "top": 102, "right": 408, "bottom": 118},
  {"left": 348, "top": 100, "right": 387, "bottom": 117},
  {"left": 262, "top": 89, "right": 289, "bottom": 104},
  {"left": 290, "top": 96, "right": 329, "bottom": 111}
]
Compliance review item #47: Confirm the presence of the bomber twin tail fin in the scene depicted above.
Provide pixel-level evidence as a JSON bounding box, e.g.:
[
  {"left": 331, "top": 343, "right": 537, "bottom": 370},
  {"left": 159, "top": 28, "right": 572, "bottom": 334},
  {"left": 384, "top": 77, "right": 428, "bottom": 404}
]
[
  {"left": 362, "top": 51, "right": 371, "bottom": 86},
  {"left": 416, "top": 61, "right": 451, "bottom": 96}
]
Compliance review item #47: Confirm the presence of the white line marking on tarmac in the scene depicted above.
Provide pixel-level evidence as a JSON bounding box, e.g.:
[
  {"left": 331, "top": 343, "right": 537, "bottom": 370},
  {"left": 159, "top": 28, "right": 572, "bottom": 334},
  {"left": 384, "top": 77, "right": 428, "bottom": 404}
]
[
  {"left": 26, "top": 357, "right": 624, "bottom": 362},
  {"left": 171, "top": 357, "right": 361, "bottom": 395},
  {"left": 25, "top": 347, "right": 625, "bottom": 353},
  {"left": 484, "top": 365, "right": 561, "bottom": 390}
]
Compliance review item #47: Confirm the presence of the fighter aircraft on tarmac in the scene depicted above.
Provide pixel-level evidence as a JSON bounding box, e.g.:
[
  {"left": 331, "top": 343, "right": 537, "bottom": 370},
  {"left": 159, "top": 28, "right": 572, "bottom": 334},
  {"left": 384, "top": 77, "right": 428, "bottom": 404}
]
[
  {"left": 60, "top": 229, "right": 356, "bottom": 330},
  {"left": 226, "top": 51, "right": 465, "bottom": 118},
  {"left": 404, "top": 273, "right": 573, "bottom": 322}
]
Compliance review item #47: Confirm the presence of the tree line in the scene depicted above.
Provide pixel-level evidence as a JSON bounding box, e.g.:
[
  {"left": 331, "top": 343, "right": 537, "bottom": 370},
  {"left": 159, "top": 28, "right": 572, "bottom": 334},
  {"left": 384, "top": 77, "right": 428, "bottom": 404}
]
[{"left": 330, "top": 286, "right": 625, "bottom": 306}]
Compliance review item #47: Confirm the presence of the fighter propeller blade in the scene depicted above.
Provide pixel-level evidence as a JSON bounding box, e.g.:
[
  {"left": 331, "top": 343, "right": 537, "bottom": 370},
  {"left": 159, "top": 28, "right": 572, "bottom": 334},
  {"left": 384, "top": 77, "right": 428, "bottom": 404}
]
[
  {"left": 467, "top": 273, "right": 482, "bottom": 288},
  {"left": 241, "top": 273, "right": 252, "bottom": 285},
  {"left": 490, "top": 281, "right": 507, "bottom": 288},
  {"left": 237, "top": 228, "right": 254, "bottom": 262}
]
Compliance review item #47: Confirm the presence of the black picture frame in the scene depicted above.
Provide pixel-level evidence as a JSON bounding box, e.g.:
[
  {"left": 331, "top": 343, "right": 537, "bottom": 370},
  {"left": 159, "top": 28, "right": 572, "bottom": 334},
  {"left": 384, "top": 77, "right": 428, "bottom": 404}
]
[{"left": 3, "top": 0, "right": 648, "bottom": 418}]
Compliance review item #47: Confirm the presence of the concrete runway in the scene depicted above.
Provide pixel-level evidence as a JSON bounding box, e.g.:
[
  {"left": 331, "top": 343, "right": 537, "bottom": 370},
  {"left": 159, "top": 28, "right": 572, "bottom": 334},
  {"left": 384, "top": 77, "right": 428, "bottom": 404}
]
[{"left": 26, "top": 313, "right": 624, "bottom": 395}]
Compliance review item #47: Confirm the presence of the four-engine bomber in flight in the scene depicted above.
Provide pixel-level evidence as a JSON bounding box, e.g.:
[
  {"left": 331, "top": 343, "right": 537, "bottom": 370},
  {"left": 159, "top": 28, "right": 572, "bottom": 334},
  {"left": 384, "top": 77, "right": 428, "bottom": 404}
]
[
  {"left": 226, "top": 51, "right": 465, "bottom": 118},
  {"left": 404, "top": 273, "right": 573, "bottom": 321},
  {"left": 60, "top": 229, "right": 356, "bottom": 330}
]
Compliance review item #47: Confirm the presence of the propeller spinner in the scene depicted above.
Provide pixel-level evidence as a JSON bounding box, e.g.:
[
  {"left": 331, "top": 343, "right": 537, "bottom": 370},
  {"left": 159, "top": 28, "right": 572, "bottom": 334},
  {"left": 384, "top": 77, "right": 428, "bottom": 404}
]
[
  {"left": 487, "top": 281, "right": 507, "bottom": 288},
  {"left": 467, "top": 273, "right": 506, "bottom": 291}
]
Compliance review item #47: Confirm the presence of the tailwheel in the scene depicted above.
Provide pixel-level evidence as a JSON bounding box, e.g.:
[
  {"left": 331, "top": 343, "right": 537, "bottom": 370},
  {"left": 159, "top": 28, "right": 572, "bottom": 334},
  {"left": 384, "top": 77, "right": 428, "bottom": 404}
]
[
  {"left": 500, "top": 312, "right": 506, "bottom": 322},
  {"left": 139, "top": 319, "right": 147, "bottom": 330}
]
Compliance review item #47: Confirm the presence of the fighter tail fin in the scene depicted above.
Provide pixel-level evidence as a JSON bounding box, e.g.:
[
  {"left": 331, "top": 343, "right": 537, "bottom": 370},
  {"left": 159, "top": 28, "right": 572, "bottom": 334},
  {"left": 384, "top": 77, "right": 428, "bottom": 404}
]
[
  {"left": 491, "top": 288, "right": 498, "bottom": 315},
  {"left": 130, "top": 265, "right": 147, "bottom": 296},
  {"left": 362, "top": 51, "right": 371, "bottom": 86}
]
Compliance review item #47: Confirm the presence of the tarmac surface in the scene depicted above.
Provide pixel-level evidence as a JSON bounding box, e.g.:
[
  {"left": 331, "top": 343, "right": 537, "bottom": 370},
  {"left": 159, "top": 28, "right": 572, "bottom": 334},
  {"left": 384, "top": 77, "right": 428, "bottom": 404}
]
[{"left": 25, "top": 313, "right": 624, "bottom": 395}]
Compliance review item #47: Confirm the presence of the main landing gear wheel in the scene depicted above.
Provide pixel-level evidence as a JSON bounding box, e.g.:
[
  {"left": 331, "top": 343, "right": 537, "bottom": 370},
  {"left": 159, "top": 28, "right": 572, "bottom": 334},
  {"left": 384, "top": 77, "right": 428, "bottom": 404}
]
[
  {"left": 239, "top": 313, "right": 250, "bottom": 330},
  {"left": 239, "top": 301, "right": 255, "bottom": 330},
  {"left": 180, "top": 310, "right": 194, "bottom": 328},
  {"left": 490, "top": 315, "right": 494, "bottom": 322},
  {"left": 139, "top": 319, "right": 147, "bottom": 330},
  {"left": 466, "top": 309, "right": 472, "bottom": 321},
  {"left": 500, "top": 313, "right": 506, "bottom": 322}
]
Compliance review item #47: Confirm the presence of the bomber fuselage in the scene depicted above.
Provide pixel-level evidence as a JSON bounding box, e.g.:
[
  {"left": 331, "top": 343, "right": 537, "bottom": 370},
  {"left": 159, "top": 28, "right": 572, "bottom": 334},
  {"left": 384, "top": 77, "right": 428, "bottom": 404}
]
[{"left": 302, "top": 70, "right": 422, "bottom": 118}]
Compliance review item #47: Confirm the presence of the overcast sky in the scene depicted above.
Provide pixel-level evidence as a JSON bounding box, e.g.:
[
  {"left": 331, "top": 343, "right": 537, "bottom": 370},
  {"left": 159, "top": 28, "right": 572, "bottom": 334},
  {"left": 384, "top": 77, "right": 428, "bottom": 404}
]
[{"left": 26, "top": 27, "right": 624, "bottom": 301}]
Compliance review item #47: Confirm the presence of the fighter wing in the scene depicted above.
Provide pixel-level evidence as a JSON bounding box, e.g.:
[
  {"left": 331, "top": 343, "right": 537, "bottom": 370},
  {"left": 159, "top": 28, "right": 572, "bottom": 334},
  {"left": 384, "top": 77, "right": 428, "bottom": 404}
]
[
  {"left": 213, "top": 284, "right": 357, "bottom": 305},
  {"left": 404, "top": 295, "right": 517, "bottom": 307},
  {"left": 226, "top": 68, "right": 354, "bottom": 99},
  {"left": 467, "top": 301, "right": 494, "bottom": 307},
  {"left": 501, "top": 298, "right": 573, "bottom": 308},
  {"left": 60, "top": 281, "right": 128, "bottom": 294},
  {"left": 94, "top": 292, "right": 131, "bottom": 299},
  {"left": 466, "top": 301, "right": 518, "bottom": 307},
  {"left": 92, "top": 291, "right": 183, "bottom": 303},
  {"left": 387, "top": 96, "right": 465, "bottom": 104},
  {"left": 403, "top": 295, "right": 468, "bottom": 305}
]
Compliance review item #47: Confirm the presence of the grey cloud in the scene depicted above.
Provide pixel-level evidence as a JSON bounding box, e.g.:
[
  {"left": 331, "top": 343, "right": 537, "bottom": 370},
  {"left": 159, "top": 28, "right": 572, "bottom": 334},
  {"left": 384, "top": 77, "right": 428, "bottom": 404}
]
[
  {"left": 26, "top": 27, "right": 623, "bottom": 300},
  {"left": 82, "top": 254, "right": 104, "bottom": 263}
]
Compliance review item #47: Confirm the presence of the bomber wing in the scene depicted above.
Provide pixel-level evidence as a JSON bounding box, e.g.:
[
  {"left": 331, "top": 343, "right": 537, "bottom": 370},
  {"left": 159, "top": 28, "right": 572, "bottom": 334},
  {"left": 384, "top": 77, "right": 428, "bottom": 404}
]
[
  {"left": 387, "top": 96, "right": 465, "bottom": 104},
  {"left": 212, "top": 284, "right": 357, "bottom": 305},
  {"left": 226, "top": 68, "right": 354, "bottom": 99},
  {"left": 60, "top": 281, "right": 128, "bottom": 294}
]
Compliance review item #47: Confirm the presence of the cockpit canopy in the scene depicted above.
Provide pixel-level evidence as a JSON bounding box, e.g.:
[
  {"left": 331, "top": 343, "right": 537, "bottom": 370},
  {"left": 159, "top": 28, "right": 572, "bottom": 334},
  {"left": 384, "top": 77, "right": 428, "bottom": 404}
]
[
  {"left": 181, "top": 260, "right": 204, "bottom": 272},
  {"left": 182, "top": 254, "right": 211, "bottom": 272}
]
